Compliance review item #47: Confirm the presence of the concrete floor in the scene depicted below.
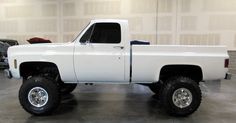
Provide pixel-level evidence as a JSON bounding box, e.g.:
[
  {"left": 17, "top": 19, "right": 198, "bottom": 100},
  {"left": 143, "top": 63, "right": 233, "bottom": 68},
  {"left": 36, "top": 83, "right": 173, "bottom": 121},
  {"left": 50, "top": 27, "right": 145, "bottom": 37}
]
[{"left": 0, "top": 71, "right": 236, "bottom": 123}]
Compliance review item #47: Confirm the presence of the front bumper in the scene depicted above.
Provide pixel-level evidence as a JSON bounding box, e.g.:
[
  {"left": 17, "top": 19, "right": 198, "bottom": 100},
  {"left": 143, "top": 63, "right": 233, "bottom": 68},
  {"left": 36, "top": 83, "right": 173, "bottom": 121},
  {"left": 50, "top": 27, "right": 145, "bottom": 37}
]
[
  {"left": 4, "top": 69, "right": 12, "bottom": 79},
  {"left": 225, "top": 72, "right": 232, "bottom": 80}
]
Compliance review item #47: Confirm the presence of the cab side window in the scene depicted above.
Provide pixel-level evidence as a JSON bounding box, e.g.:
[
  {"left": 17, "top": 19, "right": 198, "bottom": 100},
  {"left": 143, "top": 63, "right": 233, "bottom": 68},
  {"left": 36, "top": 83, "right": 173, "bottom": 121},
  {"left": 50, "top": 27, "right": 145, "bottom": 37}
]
[
  {"left": 80, "top": 23, "right": 121, "bottom": 44},
  {"left": 90, "top": 23, "right": 121, "bottom": 44}
]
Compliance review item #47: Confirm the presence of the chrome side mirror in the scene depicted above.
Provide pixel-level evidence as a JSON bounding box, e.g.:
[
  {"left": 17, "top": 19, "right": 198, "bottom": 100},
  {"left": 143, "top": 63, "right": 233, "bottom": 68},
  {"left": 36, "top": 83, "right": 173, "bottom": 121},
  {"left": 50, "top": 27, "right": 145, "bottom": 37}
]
[{"left": 80, "top": 40, "right": 89, "bottom": 45}]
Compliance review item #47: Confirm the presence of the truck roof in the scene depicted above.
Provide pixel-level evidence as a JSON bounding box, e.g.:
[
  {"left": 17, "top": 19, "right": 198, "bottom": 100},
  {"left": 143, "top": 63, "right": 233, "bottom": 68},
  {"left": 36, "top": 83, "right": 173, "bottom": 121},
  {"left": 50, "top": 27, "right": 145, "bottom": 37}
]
[{"left": 91, "top": 19, "right": 128, "bottom": 23}]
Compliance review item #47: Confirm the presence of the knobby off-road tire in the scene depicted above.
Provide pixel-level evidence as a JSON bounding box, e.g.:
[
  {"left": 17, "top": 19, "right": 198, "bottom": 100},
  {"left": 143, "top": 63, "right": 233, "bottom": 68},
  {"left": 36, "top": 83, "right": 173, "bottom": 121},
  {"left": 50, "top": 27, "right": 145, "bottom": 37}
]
[
  {"left": 161, "top": 76, "right": 202, "bottom": 116},
  {"left": 19, "top": 76, "right": 60, "bottom": 115},
  {"left": 60, "top": 83, "right": 77, "bottom": 94}
]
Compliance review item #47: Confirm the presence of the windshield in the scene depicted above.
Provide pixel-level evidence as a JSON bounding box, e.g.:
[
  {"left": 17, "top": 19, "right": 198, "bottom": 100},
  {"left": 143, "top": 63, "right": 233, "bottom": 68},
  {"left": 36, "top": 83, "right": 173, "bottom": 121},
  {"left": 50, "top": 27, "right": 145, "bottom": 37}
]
[{"left": 71, "top": 22, "right": 90, "bottom": 42}]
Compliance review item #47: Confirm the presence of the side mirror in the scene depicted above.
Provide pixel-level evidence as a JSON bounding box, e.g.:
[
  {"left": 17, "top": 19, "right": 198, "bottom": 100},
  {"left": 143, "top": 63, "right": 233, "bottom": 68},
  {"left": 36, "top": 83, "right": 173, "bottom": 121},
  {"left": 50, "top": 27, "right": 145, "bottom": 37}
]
[{"left": 80, "top": 40, "right": 88, "bottom": 45}]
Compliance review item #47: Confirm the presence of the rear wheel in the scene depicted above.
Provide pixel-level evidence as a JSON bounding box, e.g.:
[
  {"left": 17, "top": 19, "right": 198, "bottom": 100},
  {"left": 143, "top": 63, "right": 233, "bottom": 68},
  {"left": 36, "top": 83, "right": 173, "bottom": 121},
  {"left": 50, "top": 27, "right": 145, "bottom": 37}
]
[
  {"left": 161, "top": 76, "right": 201, "bottom": 116},
  {"left": 19, "top": 76, "right": 60, "bottom": 115}
]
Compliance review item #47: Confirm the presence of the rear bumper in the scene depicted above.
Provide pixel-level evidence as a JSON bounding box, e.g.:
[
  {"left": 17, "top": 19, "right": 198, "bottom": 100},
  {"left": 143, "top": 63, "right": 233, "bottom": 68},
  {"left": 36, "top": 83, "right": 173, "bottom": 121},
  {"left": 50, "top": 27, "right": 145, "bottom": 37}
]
[
  {"left": 225, "top": 72, "right": 231, "bottom": 80},
  {"left": 4, "top": 69, "right": 12, "bottom": 79}
]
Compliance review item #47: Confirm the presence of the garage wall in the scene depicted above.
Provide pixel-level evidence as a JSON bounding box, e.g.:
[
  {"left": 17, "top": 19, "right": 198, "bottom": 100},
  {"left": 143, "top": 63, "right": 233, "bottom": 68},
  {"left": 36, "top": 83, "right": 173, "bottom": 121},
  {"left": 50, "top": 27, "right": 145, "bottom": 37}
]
[
  {"left": 228, "top": 51, "right": 236, "bottom": 74},
  {"left": 0, "top": 0, "right": 159, "bottom": 44},
  {"left": 0, "top": 0, "right": 236, "bottom": 73},
  {"left": 0, "top": 0, "right": 236, "bottom": 50}
]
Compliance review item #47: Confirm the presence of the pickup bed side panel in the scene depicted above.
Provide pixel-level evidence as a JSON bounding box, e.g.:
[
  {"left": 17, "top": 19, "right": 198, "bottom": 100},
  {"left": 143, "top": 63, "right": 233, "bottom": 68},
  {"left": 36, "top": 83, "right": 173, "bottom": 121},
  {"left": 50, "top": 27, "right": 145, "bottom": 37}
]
[{"left": 131, "top": 45, "right": 228, "bottom": 83}]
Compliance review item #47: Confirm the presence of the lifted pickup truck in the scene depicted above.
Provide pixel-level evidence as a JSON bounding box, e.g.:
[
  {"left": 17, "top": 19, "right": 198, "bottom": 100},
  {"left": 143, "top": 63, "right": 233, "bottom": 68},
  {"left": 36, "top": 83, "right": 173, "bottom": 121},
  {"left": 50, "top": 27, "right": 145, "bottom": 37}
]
[{"left": 5, "top": 19, "right": 231, "bottom": 116}]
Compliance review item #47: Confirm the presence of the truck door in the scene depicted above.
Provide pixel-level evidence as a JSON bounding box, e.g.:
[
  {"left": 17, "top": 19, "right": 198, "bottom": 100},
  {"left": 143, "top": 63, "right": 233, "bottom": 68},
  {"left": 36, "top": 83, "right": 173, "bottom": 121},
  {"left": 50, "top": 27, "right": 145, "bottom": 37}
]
[{"left": 74, "top": 23, "right": 126, "bottom": 82}]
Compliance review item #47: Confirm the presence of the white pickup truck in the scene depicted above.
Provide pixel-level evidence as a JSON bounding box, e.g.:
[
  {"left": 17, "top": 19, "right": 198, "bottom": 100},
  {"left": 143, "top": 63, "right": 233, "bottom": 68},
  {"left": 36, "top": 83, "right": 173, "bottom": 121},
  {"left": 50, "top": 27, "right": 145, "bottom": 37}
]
[{"left": 5, "top": 19, "right": 231, "bottom": 116}]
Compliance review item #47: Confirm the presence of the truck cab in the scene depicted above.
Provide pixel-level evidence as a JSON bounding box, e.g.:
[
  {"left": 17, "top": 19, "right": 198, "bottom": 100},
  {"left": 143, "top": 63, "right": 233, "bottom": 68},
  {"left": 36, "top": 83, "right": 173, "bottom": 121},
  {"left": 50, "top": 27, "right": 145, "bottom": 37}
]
[{"left": 73, "top": 20, "right": 131, "bottom": 83}]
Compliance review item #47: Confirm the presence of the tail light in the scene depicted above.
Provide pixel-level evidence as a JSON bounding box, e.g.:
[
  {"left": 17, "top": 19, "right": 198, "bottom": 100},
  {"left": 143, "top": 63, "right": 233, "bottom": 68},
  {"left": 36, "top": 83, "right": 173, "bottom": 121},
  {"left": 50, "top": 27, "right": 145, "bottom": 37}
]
[{"left": 224, "top": 59, "right": 229, "bottom": 68}]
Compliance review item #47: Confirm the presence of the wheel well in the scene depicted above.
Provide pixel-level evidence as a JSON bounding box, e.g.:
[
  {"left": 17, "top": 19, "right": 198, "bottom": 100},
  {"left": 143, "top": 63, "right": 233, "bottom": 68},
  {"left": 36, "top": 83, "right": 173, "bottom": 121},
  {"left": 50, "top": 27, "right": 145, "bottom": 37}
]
[
  {"left": 159, "top": 65, "right": 203, "bottom": 82},
  {"left": 20, "top": 62, "right": 60, "bottom": 80}
]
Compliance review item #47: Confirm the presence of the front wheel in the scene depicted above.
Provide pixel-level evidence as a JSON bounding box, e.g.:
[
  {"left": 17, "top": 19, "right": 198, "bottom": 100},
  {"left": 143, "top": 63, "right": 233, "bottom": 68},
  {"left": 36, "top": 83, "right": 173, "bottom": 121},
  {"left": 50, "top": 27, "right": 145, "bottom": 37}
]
[
  {"left": 19, "top": 76, "right": 60, "bottom": 115},
  {"left": 161, "top": 76, "right": 202, "bottom": 116}
]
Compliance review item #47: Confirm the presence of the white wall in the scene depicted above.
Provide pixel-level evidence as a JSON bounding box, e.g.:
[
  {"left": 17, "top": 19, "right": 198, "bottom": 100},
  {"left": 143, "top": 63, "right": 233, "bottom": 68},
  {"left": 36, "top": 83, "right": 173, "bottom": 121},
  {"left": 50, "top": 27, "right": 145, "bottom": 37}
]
[{"left": 0, "top": 0, "right": 236, "bottom": 50}]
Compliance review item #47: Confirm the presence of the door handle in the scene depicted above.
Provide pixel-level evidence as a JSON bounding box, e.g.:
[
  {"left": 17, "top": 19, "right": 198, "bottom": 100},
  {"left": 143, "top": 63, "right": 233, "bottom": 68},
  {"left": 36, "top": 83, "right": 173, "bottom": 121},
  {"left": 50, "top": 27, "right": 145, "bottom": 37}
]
[{"left": 113, "top": 46, "right": 124, "bottom": 49}]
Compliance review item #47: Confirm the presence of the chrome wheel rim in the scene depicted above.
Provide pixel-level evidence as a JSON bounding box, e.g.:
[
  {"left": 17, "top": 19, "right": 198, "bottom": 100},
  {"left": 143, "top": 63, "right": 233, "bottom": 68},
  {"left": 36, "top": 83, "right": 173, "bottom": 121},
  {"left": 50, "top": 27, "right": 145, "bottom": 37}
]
[
  {"left": 28, "top": 87, "right": 49, "bottom": 107},
  {"left": 172, "top": 88, "right": 192, "bottom": 108}
]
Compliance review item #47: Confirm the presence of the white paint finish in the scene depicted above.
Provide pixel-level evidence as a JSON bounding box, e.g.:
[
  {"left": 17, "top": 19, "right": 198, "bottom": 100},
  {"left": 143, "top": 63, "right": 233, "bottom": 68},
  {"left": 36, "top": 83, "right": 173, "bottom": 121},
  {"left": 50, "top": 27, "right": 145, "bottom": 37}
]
[
  {"left": 73, "top": 20, "right": 130, "bottom": 83},
  {"left": 8, "top": 43, "right": 77, "bottom": 82},
  {"left": 72, "top": 19, "right": 131, "bottom": 83},
  {"left": 132, "top": 45, "right": 228, "bottom": 82},
  {"left": 7, "top": 19, "right": 229, "bottom": 84},
  {"left": 74, "top": 43, "right": 126, "bottom": 82}
]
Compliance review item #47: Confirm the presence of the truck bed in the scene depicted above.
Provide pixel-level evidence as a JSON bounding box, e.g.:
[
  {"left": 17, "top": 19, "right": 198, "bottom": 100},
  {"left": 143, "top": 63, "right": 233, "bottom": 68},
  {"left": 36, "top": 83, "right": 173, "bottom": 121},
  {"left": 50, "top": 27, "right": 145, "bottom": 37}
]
[{"left": 131, "top": 45, "right": 228, "bottom": 82}]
